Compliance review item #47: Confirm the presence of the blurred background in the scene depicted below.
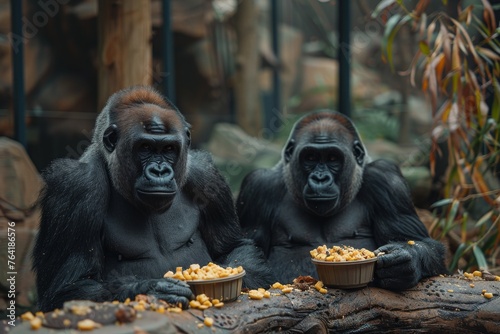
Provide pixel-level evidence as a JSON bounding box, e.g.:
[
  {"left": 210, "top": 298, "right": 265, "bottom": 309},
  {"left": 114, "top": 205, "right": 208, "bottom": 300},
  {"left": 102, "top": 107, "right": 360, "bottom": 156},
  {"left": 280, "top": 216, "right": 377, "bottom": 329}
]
[{"left": 0, "top": 0, "right": 499, "bottom": 311}]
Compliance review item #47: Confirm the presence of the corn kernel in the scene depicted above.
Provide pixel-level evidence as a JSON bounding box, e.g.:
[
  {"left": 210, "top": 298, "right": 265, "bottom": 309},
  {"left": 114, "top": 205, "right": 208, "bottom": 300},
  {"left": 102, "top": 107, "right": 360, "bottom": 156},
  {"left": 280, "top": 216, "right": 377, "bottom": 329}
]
[
  {"left": 167, "top": 307, "right": 182, "bottom": 313},
  {"left": 77, "top": 319, "right": 99, "bottom": 331},
  {"left": 204, "top": 317, "right": 214, "bottom": 327},
  {"left": 21, "top": 312, "right": 35, "bottom": 321},
  {"left": 248, "top": 290, "right": 264, "bottom": 300},
  {"left": 272, "top": 282, "right": 283, "bottom": 289},
  {"left": 30, "top": 317, "right": 42, "bottom": 330},
  {"left": 484, "top": 292, "right": 493, "bottom": 299}
]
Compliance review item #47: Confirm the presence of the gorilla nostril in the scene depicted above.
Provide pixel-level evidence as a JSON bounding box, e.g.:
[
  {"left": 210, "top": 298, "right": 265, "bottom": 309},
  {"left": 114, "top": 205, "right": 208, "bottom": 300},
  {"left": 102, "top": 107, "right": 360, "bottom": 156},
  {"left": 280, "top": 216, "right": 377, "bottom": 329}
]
[
  {"left": 311, "top": 173, "right": 332, "bottom": 185},
  {"left": 146, "top": 163, "right": 173, "bottom": 180}
]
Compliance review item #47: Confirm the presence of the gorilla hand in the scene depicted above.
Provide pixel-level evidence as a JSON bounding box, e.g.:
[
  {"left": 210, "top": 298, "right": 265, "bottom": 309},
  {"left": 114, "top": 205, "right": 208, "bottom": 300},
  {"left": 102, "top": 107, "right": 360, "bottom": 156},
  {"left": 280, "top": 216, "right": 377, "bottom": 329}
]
[
  {"left": 146, "top": 278, "right": 194, "bottom": 308},
  {"left": 373, "top": 243, "right": 422, "bottom": 290},
  {"left": 110, "top": 277, "right": 194, "bottom": 309}
]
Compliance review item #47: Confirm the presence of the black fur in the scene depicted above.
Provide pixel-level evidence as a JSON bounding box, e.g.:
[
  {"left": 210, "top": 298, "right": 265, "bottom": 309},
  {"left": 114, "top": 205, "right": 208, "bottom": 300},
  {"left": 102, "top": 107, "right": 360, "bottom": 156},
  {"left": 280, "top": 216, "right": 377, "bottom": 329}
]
[
  {"left": 237, "top": 110, "right": 447, "bottom": 289},
  {"left": 33, "top": 86, "right": 271, "bottom": 312}
]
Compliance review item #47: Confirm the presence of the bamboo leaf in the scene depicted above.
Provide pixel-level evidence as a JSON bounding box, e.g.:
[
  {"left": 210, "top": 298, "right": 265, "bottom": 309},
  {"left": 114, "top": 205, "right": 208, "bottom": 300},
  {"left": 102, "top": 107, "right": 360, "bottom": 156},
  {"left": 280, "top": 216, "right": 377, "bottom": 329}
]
[
  {"left": 430, "top": 198, "right": 454, "bottom": 209},
  {"left": 383, "top": 14, "right": 401, "bottom": 71},
  {"left": 449, "top": 243, "right": 467, "bottom": 272},
  {"left": 461, "top": 213, "right": 468, "bottom": 243},
  {"left": 440, "top": 23, "right": 451, "bottom": 67},
  {"left": 419, "top": 40, "right": 431, "bottom": 55},
  {"left": 492, "top": 77, "right": 500, "bottom": 121},
  {"left": 472, "top": 245, "right": 488, "bottom": 270},
  {"left": 475, "top": 211, "right": 494, "bottom": 228},
  {"left": 471, "top": 167, "right": 496, "bottom": 206},
  {"left": 418, "top": 13, "right": 427, "bottom": 38},
  {"left": 458, "top": 5, "right": 474, "bottom": 26},
  {"left": 477, "top": 46, "right": 500, "bottom": 61},
  {"left": 372, "top": 0, "right": 397, "bottom": 18},
  {"left": 451, "top": 17, "right": 484, "bottom": 74},
  {"left": 435, "top": 53, "right": 446, "bottom": 87},
  {"left": 481, "top": 0, "right": 497, "bottom": 33},
  {"left": 414, "top": 0, "right": 430, "bottom": 18}
]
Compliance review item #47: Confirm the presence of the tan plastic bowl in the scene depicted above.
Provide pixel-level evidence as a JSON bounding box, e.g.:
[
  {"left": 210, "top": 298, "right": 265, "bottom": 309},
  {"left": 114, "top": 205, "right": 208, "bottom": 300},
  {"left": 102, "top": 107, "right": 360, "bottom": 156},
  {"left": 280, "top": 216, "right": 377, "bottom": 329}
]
[
  {"left": 311, "top": 257, "right": 377, "bottom": 288},
  {"left": 187, "top": 271, "right": 245, "bottom": 302}
]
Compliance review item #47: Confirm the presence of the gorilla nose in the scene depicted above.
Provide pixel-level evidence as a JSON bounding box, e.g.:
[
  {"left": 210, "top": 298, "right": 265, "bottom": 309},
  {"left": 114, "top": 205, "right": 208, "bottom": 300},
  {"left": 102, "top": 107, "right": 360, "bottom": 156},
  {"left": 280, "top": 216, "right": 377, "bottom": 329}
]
[
  {"left": 145, "top": 162, "right": 173, "bottom": 181},
  {"left": 310, "top": 172, "right": 332, "bottom": 185}
]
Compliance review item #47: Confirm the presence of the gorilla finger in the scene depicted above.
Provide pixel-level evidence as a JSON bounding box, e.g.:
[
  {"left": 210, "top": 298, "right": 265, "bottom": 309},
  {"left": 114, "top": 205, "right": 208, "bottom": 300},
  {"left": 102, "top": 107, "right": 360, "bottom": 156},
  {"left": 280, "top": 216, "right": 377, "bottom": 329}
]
[
  {"left": 375, "top": 265, "right": 414, "bottom": 279},
  {"left": 156, "top": 294, "right": 191, "bottom": 309},
  {"left": 376, "top": 251, "right": 412, "bottom": 268},
  {"left": 155, "top": 281, "right": 194, "bottom": 299},
  {"left": 162, "top": 277, "right": 191, "bottom": 288},
  {"left": 374, "top": 244, "right": 399, "bottom": 255}
]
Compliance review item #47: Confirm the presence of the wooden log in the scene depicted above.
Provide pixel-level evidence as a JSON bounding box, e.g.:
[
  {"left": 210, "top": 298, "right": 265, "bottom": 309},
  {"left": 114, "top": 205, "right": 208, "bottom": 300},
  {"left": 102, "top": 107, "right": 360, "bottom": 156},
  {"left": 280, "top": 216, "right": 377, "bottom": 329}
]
[
  {"left": 165, "top": 275, "right": 500, "bottom": 333},
  {"left": 7, "top": 275, "right": 500, "bottom": 333},
  {"left": 233, "top": 0, "right": 262, "bottom": 137},
  {"left": 97, "top": 0, "right": 152, "bottom": 109}
]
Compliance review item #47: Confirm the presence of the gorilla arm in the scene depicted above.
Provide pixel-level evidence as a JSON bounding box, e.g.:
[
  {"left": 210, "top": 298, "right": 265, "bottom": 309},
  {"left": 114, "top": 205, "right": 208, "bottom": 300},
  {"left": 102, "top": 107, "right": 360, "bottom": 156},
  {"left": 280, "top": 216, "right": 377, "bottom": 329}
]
[
  {"left": 236, "top": 166, "right": 287, "bottom": 257},
  {"left": 186, "top": 151, "right": 274, "bottom": 288},
  {"left": 33, "top": 148, "right": 192, "bottom": 312},
  {"left": 360, "top": 160, "right": 447, "bottom": 290}
]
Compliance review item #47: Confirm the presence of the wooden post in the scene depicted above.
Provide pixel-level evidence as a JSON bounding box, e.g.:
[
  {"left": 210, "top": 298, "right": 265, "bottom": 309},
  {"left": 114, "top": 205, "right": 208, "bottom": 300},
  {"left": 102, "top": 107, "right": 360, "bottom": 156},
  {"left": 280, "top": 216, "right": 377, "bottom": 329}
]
[
  {"left": 234, "top": 0, "right": 262, "bottom": 136},
  {"left": 97, "top": 0, "right": 152, "bottom": 109}
]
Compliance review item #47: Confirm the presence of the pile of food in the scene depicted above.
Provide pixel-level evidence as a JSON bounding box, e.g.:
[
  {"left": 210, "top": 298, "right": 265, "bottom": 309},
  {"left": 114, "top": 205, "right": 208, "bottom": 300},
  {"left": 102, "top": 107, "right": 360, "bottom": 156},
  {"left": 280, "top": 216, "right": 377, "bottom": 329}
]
[
  {"left": 310, "top": 245, "right": 376, "bottom": 262},
  {"left": 164, "top": 262, "right": 244, "bottom": 281}
]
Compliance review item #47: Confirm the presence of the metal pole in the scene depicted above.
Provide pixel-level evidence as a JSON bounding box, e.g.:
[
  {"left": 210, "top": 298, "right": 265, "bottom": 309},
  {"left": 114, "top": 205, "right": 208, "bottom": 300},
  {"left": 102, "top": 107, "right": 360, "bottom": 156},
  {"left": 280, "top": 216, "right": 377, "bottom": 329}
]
[
  {"left": 266, "top": 0, "right": 282, "bottom": 132},
  {"left": 10, "top": 0, "right": 26, "bottom": 147},
  {"left": 162, "top": 0, "right": 175, "bottom": 104},
  {"left": 271, "top": 0, "right": 280, "bottom": 119},
  {"left": 338, "top": 0, "right": 351, "bottom": 117}
]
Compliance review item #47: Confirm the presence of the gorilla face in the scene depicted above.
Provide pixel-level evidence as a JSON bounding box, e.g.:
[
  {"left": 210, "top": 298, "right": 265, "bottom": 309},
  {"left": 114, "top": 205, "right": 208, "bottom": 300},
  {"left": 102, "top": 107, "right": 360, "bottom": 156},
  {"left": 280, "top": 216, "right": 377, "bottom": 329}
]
[
  {"left": 132, "top": 132, "right": 181, "bottom": 212},
  {"left": 299, "top": 142, "right": 343, "bottom": 216},
  {"left": 102, "top": 100, "right": 190, "bottom": 213},
  {"left": 283, "top": 111, "right": 366, "bottom": 217}
]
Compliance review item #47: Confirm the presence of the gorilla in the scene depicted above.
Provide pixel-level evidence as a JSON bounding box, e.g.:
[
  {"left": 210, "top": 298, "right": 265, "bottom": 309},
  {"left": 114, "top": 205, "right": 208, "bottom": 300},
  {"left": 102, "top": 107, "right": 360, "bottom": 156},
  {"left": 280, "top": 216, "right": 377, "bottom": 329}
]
[
  {"left": 33, "top": 86, "right": 270, "bottom": 312},
  {"left": 237, "top": 110, "right": 447, "bottom": 289}
]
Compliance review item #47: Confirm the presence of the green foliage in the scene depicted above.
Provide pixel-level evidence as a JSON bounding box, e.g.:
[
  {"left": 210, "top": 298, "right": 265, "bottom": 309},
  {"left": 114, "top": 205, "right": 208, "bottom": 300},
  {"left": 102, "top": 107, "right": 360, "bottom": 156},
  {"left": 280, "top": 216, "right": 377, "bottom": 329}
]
[{"left": 375, "top": 0, "right": 500, "bottom": 274}]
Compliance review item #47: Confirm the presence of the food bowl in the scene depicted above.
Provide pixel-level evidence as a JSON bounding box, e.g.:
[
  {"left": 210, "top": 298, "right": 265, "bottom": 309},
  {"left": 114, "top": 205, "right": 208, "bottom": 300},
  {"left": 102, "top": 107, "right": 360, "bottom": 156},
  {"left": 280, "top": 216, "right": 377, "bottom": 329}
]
[
  {"left": 311, "top": 257, "right": 377, "bottom": 288},
  {"left": 187, "top": 271, "right": 245, "bottom": 302}
]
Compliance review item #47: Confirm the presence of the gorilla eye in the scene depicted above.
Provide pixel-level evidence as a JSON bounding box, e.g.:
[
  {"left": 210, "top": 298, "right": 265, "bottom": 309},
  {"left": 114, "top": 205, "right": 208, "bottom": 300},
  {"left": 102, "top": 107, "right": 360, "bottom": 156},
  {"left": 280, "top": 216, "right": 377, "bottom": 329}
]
[
  {"left": 328, "top": 155, "right": 336, "bottom": 161},
  {"left": 306, "top": 154, "right": 317, "bottom": 161},
  {"left": 140, "top": 144, "right": 151, "bottom": 151},
  {"left": 163, "top": 145, "right": 174, "bottom": 153}
]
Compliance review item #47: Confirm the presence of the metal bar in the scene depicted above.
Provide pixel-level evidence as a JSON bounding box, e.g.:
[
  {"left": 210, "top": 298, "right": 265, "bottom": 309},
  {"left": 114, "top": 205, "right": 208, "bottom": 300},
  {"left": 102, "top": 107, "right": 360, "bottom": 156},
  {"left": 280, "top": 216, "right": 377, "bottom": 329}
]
[
  {"left": 338, "top": 0, "right": 351, "bottom": 117},
  {"left": 10, "top": 0, "right": 26, "bottom": 147},
  {"left": 162, "top": 0, "right": 175, "bottom": 104},
  {"left": 271, "top": 0, "right": 280, "bottom": 116}
]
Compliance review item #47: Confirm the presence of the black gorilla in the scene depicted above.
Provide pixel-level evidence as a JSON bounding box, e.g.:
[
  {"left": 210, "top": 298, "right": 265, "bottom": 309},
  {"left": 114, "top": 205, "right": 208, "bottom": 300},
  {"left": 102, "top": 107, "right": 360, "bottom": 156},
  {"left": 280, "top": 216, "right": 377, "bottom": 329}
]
[
  {"left": 33, "top": 86, "right": 270, "bottom": 312},
  {"left": 237, "top": 110, "right": 447, "bottom": 289}
]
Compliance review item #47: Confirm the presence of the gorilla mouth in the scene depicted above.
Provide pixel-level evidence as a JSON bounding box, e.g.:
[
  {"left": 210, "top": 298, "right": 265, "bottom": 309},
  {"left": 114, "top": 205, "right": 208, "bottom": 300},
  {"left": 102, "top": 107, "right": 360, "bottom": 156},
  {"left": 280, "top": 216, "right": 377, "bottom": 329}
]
[
  {"left": 136, "top": 189, "right": 176, "bottom": 212},
  {"left": 137, "top": 189, "right": 176, "bottom": 196},
  {"left": 304, "top": 196, "right": 338, "bottom": 216},
  {"left": 305, "top": 196, "right": 337, "bottom": 201}
]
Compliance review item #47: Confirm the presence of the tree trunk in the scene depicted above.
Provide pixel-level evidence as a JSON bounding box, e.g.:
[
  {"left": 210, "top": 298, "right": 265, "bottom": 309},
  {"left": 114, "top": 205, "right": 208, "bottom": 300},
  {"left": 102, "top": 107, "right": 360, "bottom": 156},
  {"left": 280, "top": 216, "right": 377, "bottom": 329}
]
[
  {"left": 97, "top": 0, "right": 152, "bottom": 110},
  {"left": 233, "top": 0, "right": 262, "bottom": 136},
  {"left": 11, "top": 275, "right": 500, "bottom": 333}
]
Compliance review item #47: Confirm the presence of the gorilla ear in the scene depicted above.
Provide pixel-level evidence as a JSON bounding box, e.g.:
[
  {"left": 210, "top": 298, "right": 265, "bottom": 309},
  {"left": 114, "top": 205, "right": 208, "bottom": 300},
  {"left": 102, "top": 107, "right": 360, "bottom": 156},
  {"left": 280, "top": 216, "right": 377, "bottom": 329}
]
[
  {"left": 185, "top": 128, "right": 191, "bottom": 148},
  {"left": 284, "top": 139, "right": 295, "bottom": 164},
  {"left": 353, "top": 140, "right": 365, "bottom": 166},
  {"left": 103, "top": 124, "right": 119, "bottom": 153}
]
